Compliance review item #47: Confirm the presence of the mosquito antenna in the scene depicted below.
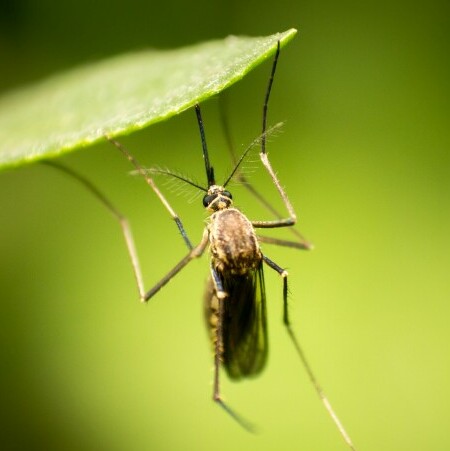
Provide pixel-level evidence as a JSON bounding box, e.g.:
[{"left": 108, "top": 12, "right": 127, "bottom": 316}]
[
  {"left": 149, "top": 167, "right": 208, "bottom": 192},
  {"left": 262, "top": 41, "right": 280, "bottom": 155},
  {"left": 195, "top": 104, "right": 215, "bottom": 187},
  {"left": 222, "top": 122, "right": 283, "bottom": 188}
]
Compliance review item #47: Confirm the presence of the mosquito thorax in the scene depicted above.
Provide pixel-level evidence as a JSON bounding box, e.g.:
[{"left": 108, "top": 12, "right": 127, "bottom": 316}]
[{"left": 203, "top": 185, "right": 233, "bottom": 212}]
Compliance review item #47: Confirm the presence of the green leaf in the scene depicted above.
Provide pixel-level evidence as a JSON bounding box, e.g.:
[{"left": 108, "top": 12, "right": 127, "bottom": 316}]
[{"left": 0, "top": 29, "right": 297, "bottom": 171}]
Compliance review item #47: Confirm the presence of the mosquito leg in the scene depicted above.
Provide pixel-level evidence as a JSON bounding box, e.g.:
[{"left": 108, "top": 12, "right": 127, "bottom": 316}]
[
  {"left": 262, "top": 254, "right": 357, "bottom": 450},
  {"left": 219, "top": 94, "right": 278, "bottom": 216},
  {"left": 42, "top": 160, "right": 148, "bottom": 299},
  {"left": 42, "top": 160, "right": 204, "bottom": 304},
  {"left": 239, "top": 176, "right": 306, "bottom": 241},
  {"left": 251, "top": 148, "right": 297, "bottom": 230},
  {"left": 105, "top": 135, "right": 193, "bottom": 250},
  {"left": 248, "top": 41, "right": 297, "bottom": 230},
  {"left": 143, "top": 229, "right": 209, "bottom": 301},
  {"left": 210, "top": 266, "right": 226, "bottom": 407},
  {"left": 261, "top": 41, "right": 280, "bottom": 157},
  {"left": 219, "top": 95, "right": 311, "bottom": 248},
  {"left": 257, "top": 235, "right": 313, "bottom": 250},
  {"left": 208, "top": 267, "right": 255, "bottom": 433}
]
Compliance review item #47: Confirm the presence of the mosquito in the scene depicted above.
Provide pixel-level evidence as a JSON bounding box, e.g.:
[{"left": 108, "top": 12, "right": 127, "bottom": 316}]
[{"left": 44, "top": 41, "right": 357, "bottom": 450}]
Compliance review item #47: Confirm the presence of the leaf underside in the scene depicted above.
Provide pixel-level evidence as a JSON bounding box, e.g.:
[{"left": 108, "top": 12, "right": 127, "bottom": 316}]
[{"left": 0, "top": 29, "right": 297, "bottom": 171}]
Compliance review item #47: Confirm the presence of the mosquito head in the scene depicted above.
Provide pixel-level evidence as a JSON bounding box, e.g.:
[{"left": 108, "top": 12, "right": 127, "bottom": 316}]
[{"left": 203, "top": 185, "right": 233, "bottom": 212}]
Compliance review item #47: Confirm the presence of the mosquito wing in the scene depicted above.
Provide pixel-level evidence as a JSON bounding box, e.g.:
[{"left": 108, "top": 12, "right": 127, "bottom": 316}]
[{"left": 204, "top": 262, "right": 268, "bottom": 380}]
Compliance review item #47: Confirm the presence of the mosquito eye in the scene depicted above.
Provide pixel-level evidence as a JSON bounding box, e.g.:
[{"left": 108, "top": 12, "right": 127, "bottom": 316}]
[
  {"left": 203, "top": 194, "right": 215, "bottom": 207},
  {"left": 223, "top": 190, "right": 232, "bottom": 200}
]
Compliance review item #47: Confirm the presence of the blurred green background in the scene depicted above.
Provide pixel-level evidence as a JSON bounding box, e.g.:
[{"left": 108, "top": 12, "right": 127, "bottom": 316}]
[{"left": 1, "top": 1, "right": 449, "bottom": 450}]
